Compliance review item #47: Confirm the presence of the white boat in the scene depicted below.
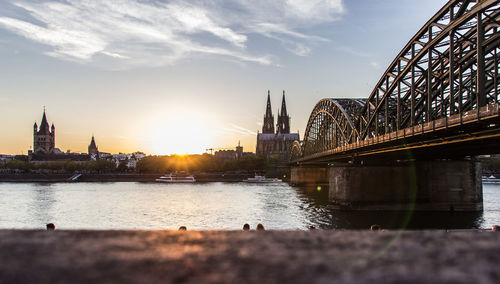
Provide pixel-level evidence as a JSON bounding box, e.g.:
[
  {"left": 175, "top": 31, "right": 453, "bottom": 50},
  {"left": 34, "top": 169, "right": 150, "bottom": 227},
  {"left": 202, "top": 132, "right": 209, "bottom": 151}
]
[
  {"left": 156, "top": 173, "right": 196, "bottom": 183},
  {"left": 243, "top": 175, "right": 282, "bottom": 183},
  {"left": 482, "top": 175, "right": 500, "bottom": 184}
]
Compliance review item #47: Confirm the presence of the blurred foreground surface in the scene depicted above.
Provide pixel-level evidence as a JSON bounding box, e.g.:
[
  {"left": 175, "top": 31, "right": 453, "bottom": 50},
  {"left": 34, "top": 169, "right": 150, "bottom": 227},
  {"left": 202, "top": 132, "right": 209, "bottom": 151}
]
[{"left": 1, "top": 229, "right": 499, "bottom": 283}]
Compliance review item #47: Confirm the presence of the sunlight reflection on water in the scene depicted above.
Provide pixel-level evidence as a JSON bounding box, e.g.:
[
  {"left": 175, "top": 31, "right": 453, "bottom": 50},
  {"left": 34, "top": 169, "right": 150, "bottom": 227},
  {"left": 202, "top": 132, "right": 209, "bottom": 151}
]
[{"left": 0, "top": 182, "right": 498, "bottom": 230}]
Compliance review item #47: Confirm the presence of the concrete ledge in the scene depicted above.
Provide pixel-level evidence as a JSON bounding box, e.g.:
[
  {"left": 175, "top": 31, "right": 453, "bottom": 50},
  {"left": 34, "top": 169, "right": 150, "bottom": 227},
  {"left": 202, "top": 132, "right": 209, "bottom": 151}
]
[{"left": 1, "top": 229, "right": 499, "bottom": 283}]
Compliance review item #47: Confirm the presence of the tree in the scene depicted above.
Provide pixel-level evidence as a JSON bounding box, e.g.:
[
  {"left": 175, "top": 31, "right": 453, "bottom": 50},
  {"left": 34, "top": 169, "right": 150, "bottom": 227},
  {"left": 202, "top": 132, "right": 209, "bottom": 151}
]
[{"left": 117, "top": 161, "right": 129, "bottom": 172}]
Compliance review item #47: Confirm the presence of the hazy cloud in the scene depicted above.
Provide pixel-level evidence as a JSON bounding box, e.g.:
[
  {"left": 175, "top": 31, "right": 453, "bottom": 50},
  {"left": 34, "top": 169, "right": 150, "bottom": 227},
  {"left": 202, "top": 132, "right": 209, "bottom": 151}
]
[
  {"left": 370, "top": 61, "right": 381, "bottom": 69},
  {"left": 0, "top": 0, "right": 344, "bottom": 67},
  {"left": 217, "top": 123, "right": 257, "bottom": 136}
]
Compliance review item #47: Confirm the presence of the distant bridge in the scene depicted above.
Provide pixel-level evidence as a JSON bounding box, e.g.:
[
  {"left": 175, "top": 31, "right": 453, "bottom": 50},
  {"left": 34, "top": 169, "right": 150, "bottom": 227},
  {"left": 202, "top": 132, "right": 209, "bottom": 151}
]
[{"left": 290, "top": 0, "right": 500, "bottom": 211}]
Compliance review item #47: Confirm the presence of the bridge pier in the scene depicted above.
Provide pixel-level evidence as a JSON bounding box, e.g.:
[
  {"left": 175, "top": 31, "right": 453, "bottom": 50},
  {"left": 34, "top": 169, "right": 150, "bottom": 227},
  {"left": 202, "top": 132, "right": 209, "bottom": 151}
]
[
  {"left": 290, "top": 166, "right": 329, "bottom": 188},
  {"left": 329, "top": 159, "right": 483, "bottom": 211}
]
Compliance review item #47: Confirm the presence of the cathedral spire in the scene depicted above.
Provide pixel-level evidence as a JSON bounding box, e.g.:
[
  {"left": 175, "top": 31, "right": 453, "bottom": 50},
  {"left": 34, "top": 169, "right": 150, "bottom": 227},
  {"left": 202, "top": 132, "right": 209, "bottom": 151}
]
[
  {"left": 276, "top": 90, "right": 290, "bottom": 134},
  {"left": 281, "top": 90, "right": 288, "bottom": 117},
  {"left": 262, "top": 90, "right": 275, "bottom": 133}
]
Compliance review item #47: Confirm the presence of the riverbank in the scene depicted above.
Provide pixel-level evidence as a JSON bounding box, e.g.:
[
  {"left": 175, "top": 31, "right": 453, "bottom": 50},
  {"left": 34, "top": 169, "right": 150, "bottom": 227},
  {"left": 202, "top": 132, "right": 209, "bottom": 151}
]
[
  {"left": 0, "top": 172, "right": 257, "bottom": 183},
  {"left": 0, "top": 229, "right": 499, "bottom": 283}
]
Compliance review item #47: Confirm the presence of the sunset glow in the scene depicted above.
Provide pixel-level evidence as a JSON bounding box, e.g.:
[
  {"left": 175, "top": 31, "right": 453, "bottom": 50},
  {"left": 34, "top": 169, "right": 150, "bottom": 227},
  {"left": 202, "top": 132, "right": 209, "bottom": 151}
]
[
  {"left": 144, "top": 108, "right": 216, "bottom": 155},
  {"left": 0, "top": 0, "right": 448, "bottom": 155}
]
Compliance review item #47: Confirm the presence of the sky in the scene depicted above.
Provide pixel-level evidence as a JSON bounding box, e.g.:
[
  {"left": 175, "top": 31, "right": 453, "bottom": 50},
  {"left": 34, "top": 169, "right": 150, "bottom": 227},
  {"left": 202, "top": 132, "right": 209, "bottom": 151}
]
[{"left": 0, "top": 0, "right": 448, "bottom": 155}]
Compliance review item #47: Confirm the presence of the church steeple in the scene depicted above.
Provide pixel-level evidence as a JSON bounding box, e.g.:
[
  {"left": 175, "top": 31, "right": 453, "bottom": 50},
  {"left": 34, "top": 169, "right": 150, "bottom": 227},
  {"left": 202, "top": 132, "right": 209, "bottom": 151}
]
[
  {"left": 38, "top": 110, "right": 50, "bottom": 134},
  {"left": 276, "top": 90, "right": 290, "bottom": 134},
  {"left": 88, "top": 135, "right": 99, "bottom": 156},
  {"left": 33, "top": 108, "right": 55, "bottom": 154},
  {"left": 262, "top": 90, "right": 275, "bottom": 134}
]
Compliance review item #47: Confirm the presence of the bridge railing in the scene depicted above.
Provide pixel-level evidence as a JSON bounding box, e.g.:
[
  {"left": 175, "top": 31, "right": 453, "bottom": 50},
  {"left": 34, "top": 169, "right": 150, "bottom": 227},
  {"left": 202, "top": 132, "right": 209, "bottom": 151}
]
[{"left": 296, "top": 102, "right": 500, "bottom": 162}]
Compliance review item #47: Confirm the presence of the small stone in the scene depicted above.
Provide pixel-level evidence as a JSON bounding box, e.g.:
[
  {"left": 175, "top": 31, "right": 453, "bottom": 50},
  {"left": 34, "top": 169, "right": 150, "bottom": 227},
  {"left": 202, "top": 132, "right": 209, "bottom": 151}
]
[
  {"left": 46, "top": 223, "right": 55, "bottom": 231},
  {"left": 370, "top": 224, "right": 381, "bottom": 231},
  {"left": 256, "top": 223, "right": 265, "bottom": 231},
  {"left": 178, "top": 226, "right": 187, "bottom": 231}
]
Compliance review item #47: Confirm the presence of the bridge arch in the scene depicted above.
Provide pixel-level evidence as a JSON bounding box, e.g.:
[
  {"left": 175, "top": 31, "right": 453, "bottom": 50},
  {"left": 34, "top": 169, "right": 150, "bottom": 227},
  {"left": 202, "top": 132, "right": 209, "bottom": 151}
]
[
  {"left": 302, "top": 99, "right": 365, "bottom": 157},
  {"left": 357, "top": 0, "right": 500, "bottom": 139},
  {"left": 294, "top": 0, "right": 500, "bottom": 161},
  {"left": 290, "top": 141, "right": 302, "bottom": 161}
]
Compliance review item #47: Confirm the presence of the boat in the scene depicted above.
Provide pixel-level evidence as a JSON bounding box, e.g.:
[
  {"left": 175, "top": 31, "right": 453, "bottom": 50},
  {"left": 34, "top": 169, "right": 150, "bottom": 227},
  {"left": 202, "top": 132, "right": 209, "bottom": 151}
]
[
  {"left": 243, "top": 175, "right": 282, "bottom": 183},
  {"left": 156, "top": 173, "right": 196, "bottom": 183},
  {"left": 482, "top": 175, "right": 500, "bottom": 184}
]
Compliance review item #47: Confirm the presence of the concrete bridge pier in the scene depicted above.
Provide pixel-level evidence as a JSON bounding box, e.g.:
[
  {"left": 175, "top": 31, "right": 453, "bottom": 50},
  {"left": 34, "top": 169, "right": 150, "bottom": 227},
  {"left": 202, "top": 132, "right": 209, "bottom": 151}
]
[
  {"left": 329, "top": 159, "right": 483, "bottom": 211},
  {"left": 290, "top": 166, "right": 329, "bottom": 188}
]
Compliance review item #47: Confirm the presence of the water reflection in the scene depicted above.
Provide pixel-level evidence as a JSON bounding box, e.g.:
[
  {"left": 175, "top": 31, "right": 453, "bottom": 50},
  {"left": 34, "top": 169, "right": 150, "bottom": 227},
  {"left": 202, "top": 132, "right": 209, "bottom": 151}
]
[
  {"left": 28, "top": 183, "right": 56, "bottom": 226},
  {"left": 293, "top": 185, "right": 484, "bottom": 230},
  {"left": 0, "top": 182, "right": 497, "bottom": 229}
]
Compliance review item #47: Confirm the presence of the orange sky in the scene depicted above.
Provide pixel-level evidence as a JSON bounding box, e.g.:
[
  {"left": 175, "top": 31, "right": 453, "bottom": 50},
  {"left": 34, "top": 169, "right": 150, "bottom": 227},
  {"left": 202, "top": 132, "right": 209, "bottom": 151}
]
[{"left": 0, "top": 0, "right": 447, "bottom": 155}]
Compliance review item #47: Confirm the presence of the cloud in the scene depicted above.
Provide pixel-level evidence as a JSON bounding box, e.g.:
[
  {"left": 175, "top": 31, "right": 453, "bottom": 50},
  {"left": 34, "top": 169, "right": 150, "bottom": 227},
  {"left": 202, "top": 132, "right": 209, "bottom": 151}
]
[
  {"left": 370, "top": 61, "right": 381, "bottom": 69},
  {"left": 217, "top": 123, "right": 257, "bottom": 136},
  {"left": 252, "top": 23, "right": 327, "bottom": 56},
  {"left": 335, "top": 45, "right": 371, "bottom": 58},
  {"left": 0, "top": 0, "right": 344, "bottom": 67}
]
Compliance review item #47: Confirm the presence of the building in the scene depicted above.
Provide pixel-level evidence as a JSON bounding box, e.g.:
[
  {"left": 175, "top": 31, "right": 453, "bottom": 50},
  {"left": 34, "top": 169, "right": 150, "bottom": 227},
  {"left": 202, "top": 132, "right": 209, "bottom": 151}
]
[
  {"left": 214, "top": 141, "right": 253, "bottom": 162},
  {"left": 33, "top": 110, "right": 56, "bottom": 154},
  {"left": 30, "top": 110, "right": 89, "bottom": 162},
  {"left": 88, "top": 136, "right": 99, "bottom": 160},
  {"left": 235, "top": 141, "right": 243, "bottom": 159},
  {"left": 0, "top": 154, "right": 15, "bottom": 164},
  {"left": 88, "top": 136, "right": 98, "bottom": 155},
  {"left": 214, "top": 150, "right": 237, "bottom": 161},
  {"left": 256, "top": 91, "right": 300, "bottom": 161},
  {"left": 111, "top": 152, "right": 146, "bottom": 169}
]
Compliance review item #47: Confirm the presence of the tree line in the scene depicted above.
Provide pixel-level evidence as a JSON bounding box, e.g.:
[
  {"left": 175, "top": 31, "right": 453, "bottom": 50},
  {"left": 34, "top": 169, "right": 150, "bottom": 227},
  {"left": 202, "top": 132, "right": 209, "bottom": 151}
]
[
  {"left": 0, "top": 158, "right": 117, "bottom": 172},
  {"left": 136, "top": 154, "right": 269, "bottom": 173},
  {"left": 0, "top": 154, "right": 271, "bottom": 173}
]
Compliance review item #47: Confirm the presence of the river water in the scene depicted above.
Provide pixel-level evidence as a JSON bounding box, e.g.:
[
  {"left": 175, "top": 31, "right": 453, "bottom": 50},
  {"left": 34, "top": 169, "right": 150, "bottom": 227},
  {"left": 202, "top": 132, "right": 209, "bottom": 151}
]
[{"left": 0, "top": 182, "right": 498, "bottom": 230}]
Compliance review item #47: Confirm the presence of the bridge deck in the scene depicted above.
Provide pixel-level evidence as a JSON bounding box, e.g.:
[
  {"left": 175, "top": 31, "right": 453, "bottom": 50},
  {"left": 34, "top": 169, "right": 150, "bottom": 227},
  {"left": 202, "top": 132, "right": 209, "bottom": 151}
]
[{"left": 296, "top": 103, "right": 500, "bottom": 163}]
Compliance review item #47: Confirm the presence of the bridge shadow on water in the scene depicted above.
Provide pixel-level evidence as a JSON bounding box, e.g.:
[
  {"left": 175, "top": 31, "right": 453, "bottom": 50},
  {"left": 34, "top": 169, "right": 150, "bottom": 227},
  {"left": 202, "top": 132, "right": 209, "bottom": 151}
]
[{"left": 293, "top": 185, "right": 483, "bottom": 230}]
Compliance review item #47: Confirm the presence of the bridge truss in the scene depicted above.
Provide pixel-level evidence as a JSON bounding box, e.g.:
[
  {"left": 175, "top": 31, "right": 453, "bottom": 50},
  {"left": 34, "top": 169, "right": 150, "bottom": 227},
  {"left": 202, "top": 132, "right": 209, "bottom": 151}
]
[{"left": 293, "top": 0, "right": 500, "bottom": 162}]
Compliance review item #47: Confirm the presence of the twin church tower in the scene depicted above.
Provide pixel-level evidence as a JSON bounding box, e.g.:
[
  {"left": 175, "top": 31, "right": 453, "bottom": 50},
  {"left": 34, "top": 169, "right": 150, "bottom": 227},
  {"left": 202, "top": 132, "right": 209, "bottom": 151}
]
[
  {"left": 262, "top": 90, "right": 290, "bottom": 134},
  {"left": 256, "top": 91, "right": 300, "bottom": 161}
]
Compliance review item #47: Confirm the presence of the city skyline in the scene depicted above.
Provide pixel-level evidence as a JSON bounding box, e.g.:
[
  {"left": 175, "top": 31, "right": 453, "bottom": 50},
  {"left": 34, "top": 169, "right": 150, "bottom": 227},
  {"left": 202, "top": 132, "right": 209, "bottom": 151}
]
[{"left": 0, "top": 0, "right": 448, "bottom": 155}]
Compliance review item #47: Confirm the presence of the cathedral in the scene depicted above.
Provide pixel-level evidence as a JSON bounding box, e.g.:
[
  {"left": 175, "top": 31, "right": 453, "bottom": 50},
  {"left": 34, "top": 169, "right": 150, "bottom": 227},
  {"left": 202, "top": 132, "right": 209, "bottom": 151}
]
[
  {"left": 256, "top": 91, "right": 300, "bottom": 161},
  {"left": 33, "top": 110, "right": 56, "bottom": 154}
]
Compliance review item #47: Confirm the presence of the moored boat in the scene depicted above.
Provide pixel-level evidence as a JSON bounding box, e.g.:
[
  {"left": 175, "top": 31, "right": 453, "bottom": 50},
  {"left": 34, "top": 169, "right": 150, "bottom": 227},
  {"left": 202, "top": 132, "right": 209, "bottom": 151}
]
[
  {"left": 482, "top": 175, "right": 500, "bottom": 184},
  {"left": 243, "top": 175, "right": 282, "bottom": 183},
  {"left": 156, "top": 173, "right": 196, "bottom": 183}
]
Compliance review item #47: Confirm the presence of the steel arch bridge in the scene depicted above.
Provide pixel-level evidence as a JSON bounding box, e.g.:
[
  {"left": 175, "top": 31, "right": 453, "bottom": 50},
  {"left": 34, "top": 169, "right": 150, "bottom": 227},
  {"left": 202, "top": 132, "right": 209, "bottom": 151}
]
[{"left": 292, "top": 0, "right": 500, "bottom": 163}]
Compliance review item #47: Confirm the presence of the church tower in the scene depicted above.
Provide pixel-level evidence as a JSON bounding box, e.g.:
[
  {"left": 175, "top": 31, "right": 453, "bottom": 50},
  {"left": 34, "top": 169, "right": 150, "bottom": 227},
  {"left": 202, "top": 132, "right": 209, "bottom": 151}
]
[
  {"left": 88, "top": 135, "right": 99, "bottom": 156},
  {"left": 262, "top": 90, "right": 275, "bottom": 134},
  {"left": 33, "top": 110, "right": 55, "bottom": 154},
  {"left": 276, "top": 90, "right": 290, "bottom": 134}
]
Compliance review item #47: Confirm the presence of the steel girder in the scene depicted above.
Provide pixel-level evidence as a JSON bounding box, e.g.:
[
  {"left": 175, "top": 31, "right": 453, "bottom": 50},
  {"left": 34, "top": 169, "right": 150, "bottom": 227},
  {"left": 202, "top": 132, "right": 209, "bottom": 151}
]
[
  {"left": 358, "top": 0, "right": 500, "bottom": 140},
  {"left": 296, "top": 0, "right": 500, "bottom": 159},
  {"left": 301, "top": 99, "right": 365, "bottom": 157}
]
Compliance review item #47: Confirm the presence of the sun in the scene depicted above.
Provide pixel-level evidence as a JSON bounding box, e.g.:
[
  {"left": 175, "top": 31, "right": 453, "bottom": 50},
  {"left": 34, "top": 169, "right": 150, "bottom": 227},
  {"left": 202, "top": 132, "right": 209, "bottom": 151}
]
[{"left": 144, "top": 108, "right": 216, "bottom": 155}]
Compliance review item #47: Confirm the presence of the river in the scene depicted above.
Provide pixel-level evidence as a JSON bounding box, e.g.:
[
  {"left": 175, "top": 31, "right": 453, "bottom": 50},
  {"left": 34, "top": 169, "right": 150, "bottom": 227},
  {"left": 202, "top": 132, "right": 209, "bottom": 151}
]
[{"left": 0, "top": 182, "right": 498, "bottom": 230}]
